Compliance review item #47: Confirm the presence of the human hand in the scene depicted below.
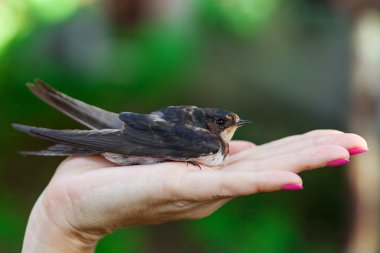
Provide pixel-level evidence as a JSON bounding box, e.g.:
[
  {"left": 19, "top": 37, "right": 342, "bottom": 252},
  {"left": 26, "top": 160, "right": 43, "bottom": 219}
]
[{"left": 22, "top": 130, "right": 368, "bottom": 253}]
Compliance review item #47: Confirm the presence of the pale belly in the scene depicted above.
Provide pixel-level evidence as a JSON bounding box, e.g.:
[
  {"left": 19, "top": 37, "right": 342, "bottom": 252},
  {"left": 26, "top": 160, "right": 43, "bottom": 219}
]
[{"left": 102, "top": 149, "right": 225, "bottom": 167}]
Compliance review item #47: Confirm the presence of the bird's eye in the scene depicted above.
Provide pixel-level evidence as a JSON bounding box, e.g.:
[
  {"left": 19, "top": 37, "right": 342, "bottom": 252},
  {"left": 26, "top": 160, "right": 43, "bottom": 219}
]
[{"left": 216, "top": 118, "right": 225, "bottom": 126}]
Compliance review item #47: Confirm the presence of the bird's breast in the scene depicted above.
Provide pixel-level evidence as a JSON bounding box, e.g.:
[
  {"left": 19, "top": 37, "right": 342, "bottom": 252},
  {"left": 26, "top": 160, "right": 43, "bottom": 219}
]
[
  {"left": 192, "top": 148, "right": 225, "bottom": 167},
  {"left": 220, "top": 126, "right": 239, "bottom": 143}
]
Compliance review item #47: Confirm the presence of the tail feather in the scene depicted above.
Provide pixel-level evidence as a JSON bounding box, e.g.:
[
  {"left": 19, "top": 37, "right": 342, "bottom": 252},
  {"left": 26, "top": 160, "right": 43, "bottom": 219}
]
[
  {"left": 20, "top": 144, "right": 100, "bottom": 156},
  {"left": 13, "top": 124, "right": 102, "bottom": 156},
  {"left": 12, "top": 123, "right": 124, "bottom": 155},
  {"left": 27, "top": 80, "right": 122, "bottom": 129},
  {"left": 14, "top": 80, "right": 124, "bottom": 157}
]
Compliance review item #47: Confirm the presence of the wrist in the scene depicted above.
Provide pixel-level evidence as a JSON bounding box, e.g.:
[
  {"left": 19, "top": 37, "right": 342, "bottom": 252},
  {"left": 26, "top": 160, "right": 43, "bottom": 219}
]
[{"left": 22, "top": 194, "right": 98, "bottom": 253}]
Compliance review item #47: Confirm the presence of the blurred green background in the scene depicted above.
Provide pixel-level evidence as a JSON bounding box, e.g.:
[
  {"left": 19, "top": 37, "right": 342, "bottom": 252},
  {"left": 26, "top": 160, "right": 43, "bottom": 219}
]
[{"left": 0, "top": 0, "right": 378, "bottom": 252}]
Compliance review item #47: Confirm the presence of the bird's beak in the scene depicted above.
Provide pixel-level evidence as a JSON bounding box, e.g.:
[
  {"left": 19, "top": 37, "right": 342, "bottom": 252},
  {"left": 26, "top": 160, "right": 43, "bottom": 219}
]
[{"left": 236, "top": 119, "right": 251, "bottom": 126}]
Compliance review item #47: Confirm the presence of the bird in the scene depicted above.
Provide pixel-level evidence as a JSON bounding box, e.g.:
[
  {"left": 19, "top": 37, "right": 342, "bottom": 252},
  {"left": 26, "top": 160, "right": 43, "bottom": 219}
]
[{"left": 12, "top": 80, "right": 251, "bottom": 167}]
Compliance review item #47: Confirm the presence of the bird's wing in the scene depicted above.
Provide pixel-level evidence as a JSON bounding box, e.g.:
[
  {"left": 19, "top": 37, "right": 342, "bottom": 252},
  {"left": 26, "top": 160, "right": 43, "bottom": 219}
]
[
  {"left": 27, "top": 80, "right": 122, "bottom": 129},
  {"left": 12, "top": 119, "right": 221, "bottom": 159},
  {"left": 118, "top": 112, "right": 221, "bottom": 158}
]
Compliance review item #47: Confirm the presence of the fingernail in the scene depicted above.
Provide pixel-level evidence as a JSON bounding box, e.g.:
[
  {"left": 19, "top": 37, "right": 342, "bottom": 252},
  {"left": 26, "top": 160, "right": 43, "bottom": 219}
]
[
  {"left": 281, "top": 184, "right": 303, "bottom": 191},
  {"left": 327, "top": 158, "right": 350, "bottom": 167},
  {"left": 348, "top": 147, "right": 368, "bottom": 155}
]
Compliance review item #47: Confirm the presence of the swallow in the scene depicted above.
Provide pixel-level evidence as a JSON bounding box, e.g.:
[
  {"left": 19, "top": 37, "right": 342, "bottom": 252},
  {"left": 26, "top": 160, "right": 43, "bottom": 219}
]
[{"left": 12, "top": 80, "right": 250, "bottom": 167}]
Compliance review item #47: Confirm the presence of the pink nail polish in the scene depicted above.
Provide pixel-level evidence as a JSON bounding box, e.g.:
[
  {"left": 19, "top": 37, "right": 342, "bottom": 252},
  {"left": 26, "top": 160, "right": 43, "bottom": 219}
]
[
  {"left": 281, "top": 184, "right": 303, "bottom": 191},
  {"left": 348, "top": 147, "right": 368, "bottom": 155},
  {"left": 327, "top": 158, "right": 350, "bottom": 167}
]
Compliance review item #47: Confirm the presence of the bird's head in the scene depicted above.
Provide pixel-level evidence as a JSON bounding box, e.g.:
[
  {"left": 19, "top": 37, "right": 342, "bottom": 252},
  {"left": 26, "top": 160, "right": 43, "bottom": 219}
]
[{"left": 204, "top": 108, "right": 251, "bottom": 143}]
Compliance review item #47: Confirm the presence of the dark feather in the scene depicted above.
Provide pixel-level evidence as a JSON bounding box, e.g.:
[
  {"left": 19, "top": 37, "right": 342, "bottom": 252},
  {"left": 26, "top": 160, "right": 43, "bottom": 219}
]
[
  {"left": 20, "top": 144, "right": 100, "bottom": 156},
  {"left": 156, "top": 106, "right": 206, "bottom": 127},
  {"left": 12, "top": 122, "right": 221, "bottom": 159},
  {"left": 119, "top": 112, "right": 220, "bottom": 155},
  {"left": 27, "top": 80, "right": 122, "bottom": 129}
]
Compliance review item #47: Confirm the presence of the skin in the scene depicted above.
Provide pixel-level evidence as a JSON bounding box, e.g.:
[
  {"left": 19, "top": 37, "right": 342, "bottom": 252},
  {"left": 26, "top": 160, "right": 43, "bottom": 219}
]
[{"left": 22, "top": 130, "right": 368, "bottom": 253}]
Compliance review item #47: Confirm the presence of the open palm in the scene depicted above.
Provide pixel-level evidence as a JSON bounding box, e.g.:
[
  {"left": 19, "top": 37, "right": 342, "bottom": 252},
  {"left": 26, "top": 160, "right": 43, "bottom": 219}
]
[{"left": 23, "top": 130, "right": 367, "bottom": 253}]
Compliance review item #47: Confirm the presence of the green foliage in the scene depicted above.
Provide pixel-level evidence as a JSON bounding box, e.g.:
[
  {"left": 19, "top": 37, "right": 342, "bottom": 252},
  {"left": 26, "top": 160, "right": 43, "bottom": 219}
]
[
  {"left": 28, "top": 0, "right": 79, "bottom": 22},
  {"left": 184, "top": 195, "right": 303, "bottom": 253},
  {"left": 0, "top": 199, "right": 26, "bottom": 252},
  {"left": 201, "top": 0, "right": 279, "bottom": 36},
  {"left": 0, "top": 0, "right": 81, "bottom": 56},
  {"left": 0, "top": 0, "right": 352, "bottom": 252},
  {"left": 96, "top": 227, "right": 148, "bottom": 253}
]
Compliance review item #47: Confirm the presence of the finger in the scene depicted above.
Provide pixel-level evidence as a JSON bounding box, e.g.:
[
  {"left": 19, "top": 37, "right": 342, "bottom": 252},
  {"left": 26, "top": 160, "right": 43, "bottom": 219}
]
[
  {"left": 228, "top": 130, "right": 343, "bottom": 162},
  {"left": 228, "top": 132, "right": 366, "bottom": 164},
  {"left": 262, "top": 132, "right": 367, "bottom": 155},
  {"left": 229, "top": 140, "right": 256, "bottom": 155},
  {"left": 260, "top": 129, "right": 344, "bottom": 150},
  {"left": 228, "top": 144, "right": 350, "bottom": 174},
  {"left": 181, "top": 170, "right": 302, "bottom": 200}
]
